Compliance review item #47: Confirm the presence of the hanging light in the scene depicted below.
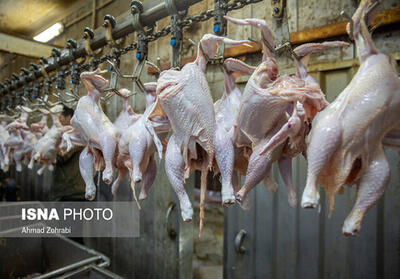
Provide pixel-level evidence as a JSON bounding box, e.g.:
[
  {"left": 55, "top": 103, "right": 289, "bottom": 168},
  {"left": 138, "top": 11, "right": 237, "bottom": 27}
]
[{"left": 33, "top": 23, "right": 64, "bottom": 43}]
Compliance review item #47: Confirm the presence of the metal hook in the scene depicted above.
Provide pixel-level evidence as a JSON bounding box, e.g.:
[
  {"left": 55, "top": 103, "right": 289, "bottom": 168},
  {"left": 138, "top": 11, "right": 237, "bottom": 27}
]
[
  {"left": 103, "top": 56, "right": 148, "bottom": 95},
  {"left": 366, "top": 1, "right": 380, "bottom": 20},
  {"left": 103, "top": 14, "right": 117, "bottom": 46},
  {"left": 341, "top": 10, "right": 354, "bottom": 40},
  {"left": 63, "top": 98, "right": 78, "bottom": 104},
  {"left": 102, "top": 60, "right": 127, "bottom": 94},
  {"left": 40, "top": 57, "right": 49, "bottom": 78},
  {"left": 248, "top": 37, "right": 263, "bottom": 50},
  {"left": 261, "top": 35, "right": 276, "bottom": 55},
  {"left": 188, "top": 39, "right": 198, "bottom": 48},
  {"left": 369, "top": 21, "right": 383, "bottom": 35},
  {"left": 64, "top": 91, "right": 80, "bottom": 100},
  {"left": 131, "top": 58, "right": 146, "bottom": 93},
  {"left": 167, "top": 1, "right": 186, "bottom": 69},
  {"left": 83, "top": 27, "right": 102, "bottom": 71},
  {"left": 274, "top": 41, "right": 291, "bottom": 52},
  {"left": 37, "top": 97, "right": 61, "bottom": 109},
  {"left": 145, "top": 60, "right": 161, "bottom": 74},
  {"left": 83, "top": 27, "right": 95, "bottom": 56},
  {"left": 277, "top": 41, "right": 299, "bottom": 60},
  {"left": 6, "top": 106, "right": 16, "bottom": 115},
  {"left": 212, "top": 0, "right": 228, "bottom": 64},
  {"left": 156, "top": 57, "right": 163, "bottom": 71}
]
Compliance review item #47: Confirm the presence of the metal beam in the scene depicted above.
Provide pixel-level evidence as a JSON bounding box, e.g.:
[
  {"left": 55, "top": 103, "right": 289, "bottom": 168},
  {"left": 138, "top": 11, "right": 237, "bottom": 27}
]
[{"left": 0, "top": 33, "right": 54, "bottom": 58}]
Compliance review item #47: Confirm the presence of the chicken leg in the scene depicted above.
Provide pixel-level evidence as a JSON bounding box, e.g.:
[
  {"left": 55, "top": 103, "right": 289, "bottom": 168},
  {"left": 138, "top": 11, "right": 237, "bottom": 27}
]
[
  {"left": 79, "top": 146, "right": 96, "bottom": 201},
  {"left": 139, "top": 155, "right": 157, "bottom": 200},
  {"left": 165, "top": 134, "right": 193, "bottom": 222},
  {"left": 343, "top": 145, "right": 389, "bottom": 236}
]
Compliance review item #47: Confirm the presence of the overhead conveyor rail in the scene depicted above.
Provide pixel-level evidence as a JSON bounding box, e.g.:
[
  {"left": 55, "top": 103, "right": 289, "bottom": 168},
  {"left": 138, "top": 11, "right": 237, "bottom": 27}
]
[
  {"left": 0, "top": 0, "right": 205, "bottom": 104},
  {"left": 3, "top": 0, "right": 398, "bottom": 111},
  {"left": 0, "top": 0, "right": 265, "bottom": 111}
]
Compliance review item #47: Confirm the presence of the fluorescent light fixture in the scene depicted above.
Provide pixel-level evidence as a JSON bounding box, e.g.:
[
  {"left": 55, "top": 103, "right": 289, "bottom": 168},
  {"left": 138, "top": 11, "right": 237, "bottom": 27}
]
[{"left": 33, "top": 22, "right": 64, "bottom": 43}]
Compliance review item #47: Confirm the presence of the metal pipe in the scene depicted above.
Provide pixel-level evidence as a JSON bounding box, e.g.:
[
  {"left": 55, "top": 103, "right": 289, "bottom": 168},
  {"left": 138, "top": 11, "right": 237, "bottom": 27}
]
[
  {"left": 2, "top": 0, "right": 202, "bottom": 95},
  {"left": 142, "top": 1, "right": 167, "bottom": 22},
  {"left": 33, "top": 236, "right": 110, "bottom": 279},
  {"left": 35, "top": 256, "right": 105, "bottom": 279},
  {"left": 56, "top": 264, "right": 124, "bottom": 279}
]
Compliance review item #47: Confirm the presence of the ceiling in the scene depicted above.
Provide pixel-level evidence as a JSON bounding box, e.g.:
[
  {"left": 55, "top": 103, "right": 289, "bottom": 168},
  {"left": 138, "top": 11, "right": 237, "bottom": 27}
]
[{"left": 0, "top": 0, "right": 81, "bottom": 38}]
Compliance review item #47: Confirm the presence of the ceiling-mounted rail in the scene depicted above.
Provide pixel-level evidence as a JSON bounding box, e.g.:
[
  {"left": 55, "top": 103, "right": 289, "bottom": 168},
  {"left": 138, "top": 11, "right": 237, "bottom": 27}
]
[{"left": 0, "top": 0, "right": 201, "bottom": 96}]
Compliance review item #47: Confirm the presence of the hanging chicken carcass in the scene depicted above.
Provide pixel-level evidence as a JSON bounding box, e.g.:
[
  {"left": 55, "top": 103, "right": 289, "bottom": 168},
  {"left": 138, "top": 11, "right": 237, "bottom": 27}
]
[
  {"left": 5, "top": 106, "right": 37, "bottom": 171},
  {"left": 301, "top": 0, "right": 400, "bottom": 236},
  {"left": 225, "top": 16, "right": 346, "bottom": 207},
  {"left": 30, "top": 108, "right": 50, "bottom": 139},
  {"left": 154, "top": 34, "right": 251, "bottom": 235},
  {"left": 114, "top": 83, "right": 170, "bottom": 203},
  {"left": 0, "top": 114, "right": 12, "bottom": 171},
  {"left": 214, "top": 58, "right": 255, "bottom": 204},
  {"left": 70, "top": 69, "right": 118, "bottom": 200},
  {"left": 33, "top": 105, "right": 74, "bottom": 175},
  {"left": 113, "top": 88, "right": 140, "bottom": 138}
]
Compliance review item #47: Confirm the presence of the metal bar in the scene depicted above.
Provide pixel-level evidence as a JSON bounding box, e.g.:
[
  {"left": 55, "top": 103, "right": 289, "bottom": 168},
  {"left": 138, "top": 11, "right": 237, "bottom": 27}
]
[
  {"left": 2, "top": 0, "right": 202, "bottom": 94},
  {"left": 35, "top": 256, "right": 104, "bottom": 279},
  {"left": 33, "top": 234, "right": 110, "bottom": 278},
  {"left": 57, "top": 264, "right": 125, "bottom": 279}
]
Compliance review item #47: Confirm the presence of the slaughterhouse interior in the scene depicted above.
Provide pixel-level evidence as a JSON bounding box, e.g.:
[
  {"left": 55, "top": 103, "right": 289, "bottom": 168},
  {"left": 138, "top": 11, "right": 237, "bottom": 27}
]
[{"left": 0, "top": 0, "right": 399, "bottom": 278}]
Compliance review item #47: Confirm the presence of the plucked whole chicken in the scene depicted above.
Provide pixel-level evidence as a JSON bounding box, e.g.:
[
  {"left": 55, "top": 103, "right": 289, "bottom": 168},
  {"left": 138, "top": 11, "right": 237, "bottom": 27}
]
[
  {"left": 115, "top": 83, "right": 170, "bottom": 203},
  {"left": 113, "top": 88, "right": 140, "bottom": 138},
  {"left": 33, "top": 105, "right": 73, "bottom": 175},
  {"left": 214, "top": 58, "right": 255, "bottom": 205},
  {"left": 5, "top": 106, "right": 36, "bottom": 172},
  {"left": 301, "top": 0, "right": 400, "bottom": 236},
  {"left": 30, "top": 108, "right": 49, "bottom": 139},
  {"left": 154, "top": 33, "right": 252, "bottom": 235},
  {"left": 225, "top": 16, "right": 347, "bottom": 209},
  {"left": 71, "top": 68, "right": 118, "bottom": 200},
  {"left": 0, "top": 114, "right": 12, "bottom": 171}
]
